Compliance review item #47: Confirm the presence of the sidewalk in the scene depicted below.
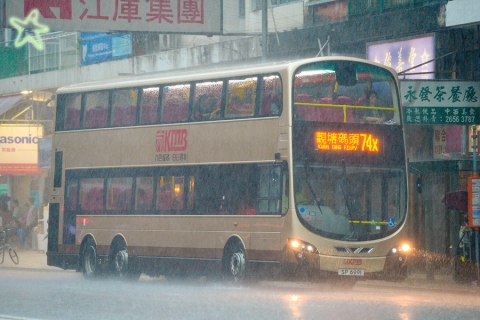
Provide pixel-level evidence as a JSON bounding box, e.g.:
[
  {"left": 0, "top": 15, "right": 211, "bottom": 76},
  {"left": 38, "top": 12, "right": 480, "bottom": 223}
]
[
  {"left": 1, "top": 249, "right": 479, "bottom": 294},
  {"left": 0, "top": 248, "right": 59, "bottom": 272}
]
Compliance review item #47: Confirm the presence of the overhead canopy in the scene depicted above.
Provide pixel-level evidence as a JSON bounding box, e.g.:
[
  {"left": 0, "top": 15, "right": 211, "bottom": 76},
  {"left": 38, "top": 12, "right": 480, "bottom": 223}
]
[{"left": 0, "top": 95, "right": 23, "bottom": 117}]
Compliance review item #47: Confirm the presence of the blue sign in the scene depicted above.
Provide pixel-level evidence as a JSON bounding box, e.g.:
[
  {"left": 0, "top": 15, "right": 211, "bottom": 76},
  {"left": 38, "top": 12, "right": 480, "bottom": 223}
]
[
  {"left": 388, "top": 218, "right": 395, "bottom": 228},
  {"left": 81, "top": 32, "right": 132, "bottom": 65}
]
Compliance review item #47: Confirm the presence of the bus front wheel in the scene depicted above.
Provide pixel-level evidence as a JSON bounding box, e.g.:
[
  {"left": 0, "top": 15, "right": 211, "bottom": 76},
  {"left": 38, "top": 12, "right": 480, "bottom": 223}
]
[{"left": 82, "top": 239, "right": 98, "bottom": 279}]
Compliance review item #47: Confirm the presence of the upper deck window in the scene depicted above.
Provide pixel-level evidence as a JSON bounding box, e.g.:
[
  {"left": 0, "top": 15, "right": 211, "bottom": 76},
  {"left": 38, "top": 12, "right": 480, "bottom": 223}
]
[
  {"left": 226, "top": 77, "right": 257, "bottom": 118},
  {"left": 162, "top": 84, "right": 190, "bottom": 123},
  {"left": 260, "top": 74, "right": 282, "bottom": 116},
  {"left": 111, "top": 89, "right": 138, "bottom": 127},
  {"left": 293, "top": 61, "right": 399, "bottom": 125},
  {"left": 192, "top": 81, "right": 223, "bottom": 121},
  {"left": 62, "top": 94, "right": 82, "bottom": 130},
  {"left": 140, "top": 87, "right": 159, "bottom": 125},
  {"left": 84, "top": 91, "right": 109, "bottom": 129},
  {"left": 56, "top": 73, "right": 283, "bottom": 131}
]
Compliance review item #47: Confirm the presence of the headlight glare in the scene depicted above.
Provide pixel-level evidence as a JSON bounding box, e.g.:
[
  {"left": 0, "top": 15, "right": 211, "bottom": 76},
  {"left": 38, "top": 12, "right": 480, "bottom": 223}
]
[
  {"left": 401, "top": 243, "right": 411, "bottom": 252},
  {"left": 289, "top": 238, "right": 317, "bottom": 253}
]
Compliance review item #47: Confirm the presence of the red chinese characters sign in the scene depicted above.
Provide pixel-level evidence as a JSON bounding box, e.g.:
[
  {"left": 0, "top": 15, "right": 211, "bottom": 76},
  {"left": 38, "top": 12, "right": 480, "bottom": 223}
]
[{"left": 7, "top": 0, "right": 222, "bottom": 34}]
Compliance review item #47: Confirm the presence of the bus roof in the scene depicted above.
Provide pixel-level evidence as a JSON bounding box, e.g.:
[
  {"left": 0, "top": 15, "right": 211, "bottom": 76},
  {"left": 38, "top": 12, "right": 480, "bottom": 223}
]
[{"left": 56, "top": 56, "right": 384, "bottom": 94}]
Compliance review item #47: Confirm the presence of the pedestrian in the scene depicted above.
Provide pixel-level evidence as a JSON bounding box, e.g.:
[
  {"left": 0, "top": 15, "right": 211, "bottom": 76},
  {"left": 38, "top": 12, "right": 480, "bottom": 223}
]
[
  {"left": 24, "top": 198, "right": 39, "bottom": 249},
  {"left": 0, "top": 200, "right": 13, "bottom": 230},
  {"left": 11, "top": 199, "right": 26, "bottom": 248}
]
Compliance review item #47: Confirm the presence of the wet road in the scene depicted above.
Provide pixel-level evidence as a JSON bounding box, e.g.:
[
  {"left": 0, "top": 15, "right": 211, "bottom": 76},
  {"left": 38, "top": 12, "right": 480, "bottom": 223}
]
[{"left": 0, "top": 269, "right": 479, "bottom": 320}]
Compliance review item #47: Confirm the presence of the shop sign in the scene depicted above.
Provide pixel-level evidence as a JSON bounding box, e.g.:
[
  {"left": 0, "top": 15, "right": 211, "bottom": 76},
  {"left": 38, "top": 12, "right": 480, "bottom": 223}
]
[
  {"left": 81, "top": 32, "right": 132, "bottom": 65},
  {"left": 433, "top": 125, "right": 446, "bottom": 159},
  {"left": 367, "top": 36, "right": 435, "bottom": 79},
  {"left": 468, "top": 176, "right": 480, "bottom": 228},
  {"left": 401, "top": 80, "right": 480, "bottom": 125},
  {"left": 6, "top": 0, "right": 222, "bottom": 34},
  {"left": 0, "top": 125, "right": 43, "bottom": 175}
]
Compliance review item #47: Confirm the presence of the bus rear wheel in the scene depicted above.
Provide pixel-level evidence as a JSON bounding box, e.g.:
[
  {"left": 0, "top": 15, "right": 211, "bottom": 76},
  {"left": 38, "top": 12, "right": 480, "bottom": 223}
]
[
  {"left": 224, "top": 244, "right": 246, "bottom": 282},
  {"left": 82, "top": 239, "right": 98, "bottom": 279},
  {"left": 111, "top": 246, "right": 141, "bottom": 281}
]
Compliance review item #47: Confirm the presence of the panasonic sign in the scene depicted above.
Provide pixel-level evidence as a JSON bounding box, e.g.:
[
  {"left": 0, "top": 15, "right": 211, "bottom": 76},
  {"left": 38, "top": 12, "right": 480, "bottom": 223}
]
[
  {"left": 0, "top": 125, "right": 43, "bottom": 175},
  {"left": 0, "top": 135, "right": 39, "bottom": 144}
]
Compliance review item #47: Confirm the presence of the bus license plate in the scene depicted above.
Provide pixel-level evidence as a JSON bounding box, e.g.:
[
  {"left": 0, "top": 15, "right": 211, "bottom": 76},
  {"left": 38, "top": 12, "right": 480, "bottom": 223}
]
[{"left": 338, "top": 269, "right": 364, "bottom": 276}]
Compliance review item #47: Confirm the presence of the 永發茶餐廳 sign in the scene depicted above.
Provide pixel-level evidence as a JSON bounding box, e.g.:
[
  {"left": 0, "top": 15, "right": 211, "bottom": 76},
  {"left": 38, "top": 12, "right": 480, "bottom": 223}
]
[{"left": 401, "top": 80, "right": 480, "bottom": 125}]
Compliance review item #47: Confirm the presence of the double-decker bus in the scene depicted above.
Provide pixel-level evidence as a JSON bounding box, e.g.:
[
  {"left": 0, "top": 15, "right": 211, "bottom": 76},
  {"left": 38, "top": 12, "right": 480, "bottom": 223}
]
[{"left": 47, "top": 57, "right": 410, "bottom": 281}]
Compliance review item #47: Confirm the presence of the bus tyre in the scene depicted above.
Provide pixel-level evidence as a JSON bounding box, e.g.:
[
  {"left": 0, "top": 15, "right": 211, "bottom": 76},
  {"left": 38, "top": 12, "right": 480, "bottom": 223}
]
[
  {"left": 224, "top": 244, "right": 246, "bottom": 282},
  {"left": 82, "top": 239, "right": 98, "bottom": 279},
  {"left": 112, "top": 246, "right": 141, "bottom": 281}
]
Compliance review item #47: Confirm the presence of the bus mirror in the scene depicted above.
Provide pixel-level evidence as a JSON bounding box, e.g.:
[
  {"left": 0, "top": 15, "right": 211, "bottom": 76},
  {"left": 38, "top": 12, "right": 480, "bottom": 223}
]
[
  {"left": 416, "top": 177, "right": 423, "bottom": 194},
  {"left": 335, "top": 61, "right": 357, "bottom": 87}
]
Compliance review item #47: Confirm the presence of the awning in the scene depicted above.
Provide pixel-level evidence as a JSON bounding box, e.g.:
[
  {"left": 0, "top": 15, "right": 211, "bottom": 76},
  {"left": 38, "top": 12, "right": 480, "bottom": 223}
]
[{"left": 0, "top": 95, "right": 23, "bottom": 116}]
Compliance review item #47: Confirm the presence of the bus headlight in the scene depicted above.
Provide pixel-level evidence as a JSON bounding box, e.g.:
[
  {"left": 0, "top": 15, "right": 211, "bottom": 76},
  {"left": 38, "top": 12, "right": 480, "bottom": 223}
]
[
  {"left": 389, "top": 243, "right": 411, "bottom": 255},
  {"left": 288, "top": 238, "right": 317, "bottom": 254}
]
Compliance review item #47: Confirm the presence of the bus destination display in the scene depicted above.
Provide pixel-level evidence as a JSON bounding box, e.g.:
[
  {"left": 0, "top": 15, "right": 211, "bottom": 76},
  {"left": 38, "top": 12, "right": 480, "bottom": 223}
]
[{"left": 314, "top": 131, "right": 381, "bottom": 153}]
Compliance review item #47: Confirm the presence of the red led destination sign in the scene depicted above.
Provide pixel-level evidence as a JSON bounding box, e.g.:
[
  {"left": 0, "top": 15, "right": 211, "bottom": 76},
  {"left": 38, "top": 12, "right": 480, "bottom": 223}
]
[{"left": 314, "top": 131, "right": 380, "bottom": 153}]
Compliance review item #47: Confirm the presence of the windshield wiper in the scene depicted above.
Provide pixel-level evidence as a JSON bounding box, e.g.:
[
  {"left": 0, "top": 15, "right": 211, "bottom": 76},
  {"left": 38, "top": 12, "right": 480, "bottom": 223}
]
[
  {"left": 339, "top": 159, "right": 356, "bottom": 236},
  {"left": 302, "top": 161, "right": 323, "bottom": 215}
]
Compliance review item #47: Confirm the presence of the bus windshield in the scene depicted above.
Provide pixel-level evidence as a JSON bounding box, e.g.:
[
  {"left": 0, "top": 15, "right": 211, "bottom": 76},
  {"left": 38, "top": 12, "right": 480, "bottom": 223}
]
[
  {"left": 294, "top": 164, "right": 406, "bottom": 241},
  {"left": 293, "top": 60, "right": 400, "bottom": 124},
  {"left": 292, "top": 59, "right": 406, "bottom": 242}
]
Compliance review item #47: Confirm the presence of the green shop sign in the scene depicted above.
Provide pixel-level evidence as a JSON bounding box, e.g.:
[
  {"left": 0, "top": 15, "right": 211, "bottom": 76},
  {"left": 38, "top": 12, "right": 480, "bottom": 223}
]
[{"left": 401, "top": 80, "right": 480, "bottom": 125}]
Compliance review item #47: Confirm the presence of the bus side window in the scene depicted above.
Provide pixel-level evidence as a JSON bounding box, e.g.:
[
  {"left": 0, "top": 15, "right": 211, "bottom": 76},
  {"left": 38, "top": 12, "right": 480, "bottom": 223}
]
[
  {"left": 260, "top": 74, "right": 282, "bottom": 117},
  {"left": 258, "top": 165, "right": 283, "bottom": 214},
  {"left": 64, "top": 179, "right": 78, "bottom": 245},
  {"left": 60, "top": 93, "right": 82, "bottom": 130},
  {"left": 135, "top": 177, "right": 154, "bottom": 212},
  {"left": 84, "top": 91, "right": 109, "bottom": 129},
  {"left": 225, "top": 77, "right": 257, "bottom": 119},
  {"left": 162, "top": 84, "right": 190, "bottom": 123},
  {"left": 106, "top": 177, "right": 133, "bottom": 212},
  {"left": 192, "top": 81, "right": 223, "bottom": 121},
  {"left": 140, "top": 86, "right": 160, "bottom": 125}
]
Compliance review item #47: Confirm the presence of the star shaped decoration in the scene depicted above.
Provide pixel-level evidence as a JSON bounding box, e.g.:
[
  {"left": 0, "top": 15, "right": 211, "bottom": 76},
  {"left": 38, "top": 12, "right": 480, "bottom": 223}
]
[{"left": 9, "top": 9, "right": 50, "bottom": 51}]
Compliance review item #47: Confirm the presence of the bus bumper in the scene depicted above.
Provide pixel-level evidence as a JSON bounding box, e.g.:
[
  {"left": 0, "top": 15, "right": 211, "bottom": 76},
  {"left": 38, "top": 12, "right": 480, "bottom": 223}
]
[{"left": 283, "top": 248, "right": 408, "bottom": 280}]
